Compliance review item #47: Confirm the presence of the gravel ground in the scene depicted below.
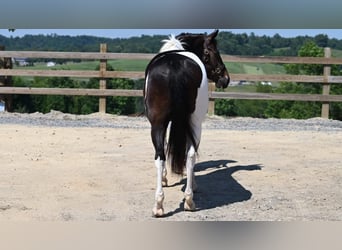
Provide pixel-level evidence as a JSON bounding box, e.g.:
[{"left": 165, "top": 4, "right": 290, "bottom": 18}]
[
  {"left": 1, "top": 110, "right": 342, "bottom": 132},
  {"left": 0, "top": 111, "right": 341, "bottom": 221}
]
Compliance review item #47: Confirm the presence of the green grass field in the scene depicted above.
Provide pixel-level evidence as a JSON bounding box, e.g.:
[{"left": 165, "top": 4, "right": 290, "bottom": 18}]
[
  {"left": 332, "top": 49, "right": 342, "bottom": 58},
  {"left": 225, "top": 62, "right": 286, "bottom": 75},
  {"left": 109, "top": 59, "right": 149, "bottom": 71},
  {"left": 17, "top": 59, "right": 149, "bottom": 72},
  {"left": 19, "top": 59, "right": 287, "bottom": 75}
]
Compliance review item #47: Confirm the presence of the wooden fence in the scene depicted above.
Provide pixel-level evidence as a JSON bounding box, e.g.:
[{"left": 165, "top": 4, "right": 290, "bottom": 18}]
[{"left": 1, "top": 44, "right": 342, "bottom": 118}]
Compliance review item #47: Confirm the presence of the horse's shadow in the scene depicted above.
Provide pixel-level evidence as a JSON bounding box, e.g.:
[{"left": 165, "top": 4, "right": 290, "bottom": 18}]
[{"left": 164, "top": 160, "right": 262, "bottom": 217}]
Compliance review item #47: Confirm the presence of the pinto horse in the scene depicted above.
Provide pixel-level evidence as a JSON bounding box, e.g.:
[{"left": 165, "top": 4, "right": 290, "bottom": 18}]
[{"left": 144, "top": 30, "right": 230, "bottom": 217}]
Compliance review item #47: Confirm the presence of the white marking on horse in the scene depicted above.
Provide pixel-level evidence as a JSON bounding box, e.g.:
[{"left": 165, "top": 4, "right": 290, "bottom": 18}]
[
  {"left": 153, "top": 156, "right": 165, "bottom": 217},
  {"left": 144, "top": 74, "right": 149, "bottom": 99},
  {"left": 145, "top": 36, "right": 185, "bottom": 97},
  {"left": 184, "top": 145, "right": 197, "bottom": 211},
  {"left": 175, "top": 51, "right": 209, "bottom": 126},
  {"left": 160, "top": 34, "right": 185, "bottom": 52}
]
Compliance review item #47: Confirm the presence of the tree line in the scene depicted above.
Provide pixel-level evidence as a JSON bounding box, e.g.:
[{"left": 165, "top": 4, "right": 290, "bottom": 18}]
[{"left": 1, "top": 31, "right": 342, "bottom": 56}]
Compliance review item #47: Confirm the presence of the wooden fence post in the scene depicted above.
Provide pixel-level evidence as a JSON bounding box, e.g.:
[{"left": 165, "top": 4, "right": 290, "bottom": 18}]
[
  {"left": 99, "top": 43, "right": 107, "bottom": 113},
  {"left": 321, "top": 47, "right": 331, "bottom": 119},
  {"left": 0, "top": 45, "right": 13, "bottom": 112},
  {"left": 208, "top": 81, "right": 215, "bottom": 115}
]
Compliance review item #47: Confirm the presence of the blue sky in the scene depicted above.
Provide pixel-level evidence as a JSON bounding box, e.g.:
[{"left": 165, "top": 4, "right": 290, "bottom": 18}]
[{"left": 0, "top": 29, "right": 341, "bottom": 39}]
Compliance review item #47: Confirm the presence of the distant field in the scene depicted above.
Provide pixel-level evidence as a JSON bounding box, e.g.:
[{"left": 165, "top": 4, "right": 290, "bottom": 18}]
[
  {"left": 16, "top": 59, "right": 149, "bottom": 72},
  {"left": 272, "top": 48, "right": 342, "bottom": 58},
  {"left": 227, "top": 84, "right": 259, "bottom": 93},
  {"left": 13, "top": 59, "right": 286, "bottom": 93},
  {"left": 17, "top": 59, "right": 287, "bottom": 75},
  {"left": 109, "top": 59, "right": 150, "bottom": 71},
  {"left": 332, "top": 49, "right": 342, "bottom": 58},
  {"left": 243, "top": 64, "right": 264, "bottom": 75},
  {"left": 225, "top": 62, "right": 285, "bottom": 75}
]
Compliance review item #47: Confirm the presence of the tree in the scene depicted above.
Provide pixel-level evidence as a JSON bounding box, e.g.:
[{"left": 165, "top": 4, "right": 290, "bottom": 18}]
[
  {"left": 106, "top": 78, "right": 136, "bottom": 115},
  {"left": 314, "top": 34, "right": 328, "bottom": 47},
  {"left": 265, "top": 41, "right": 342, "bottom": 120}
]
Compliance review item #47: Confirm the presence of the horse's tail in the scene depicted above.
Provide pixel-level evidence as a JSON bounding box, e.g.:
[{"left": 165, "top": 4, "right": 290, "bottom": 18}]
[{"left": 167, "top": 77, "right": 197, "bottom": 175}]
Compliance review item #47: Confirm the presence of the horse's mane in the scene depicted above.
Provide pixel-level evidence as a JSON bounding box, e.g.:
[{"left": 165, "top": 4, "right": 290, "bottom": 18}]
[{"left": 159, "top": 35, "right": 185, "bottom": 52}]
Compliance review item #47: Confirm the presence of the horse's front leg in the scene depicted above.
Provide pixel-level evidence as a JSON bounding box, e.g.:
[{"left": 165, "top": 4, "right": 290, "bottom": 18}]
[{"left": 184, "top": 145, "right": 196, "bottom": 211}]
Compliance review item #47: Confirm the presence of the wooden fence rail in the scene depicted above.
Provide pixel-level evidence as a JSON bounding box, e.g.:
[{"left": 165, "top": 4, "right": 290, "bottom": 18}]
[
  {"left": 1, "top": 87, "right": 342, "bottom": 103},
  {"left": 1, "top": 46, "right": 342, "bottom": 118}
]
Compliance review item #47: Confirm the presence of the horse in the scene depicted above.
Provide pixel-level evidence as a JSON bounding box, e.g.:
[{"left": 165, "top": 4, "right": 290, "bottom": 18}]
[{"left": 144, "top": 30, "right": 230, "bottom": 217}]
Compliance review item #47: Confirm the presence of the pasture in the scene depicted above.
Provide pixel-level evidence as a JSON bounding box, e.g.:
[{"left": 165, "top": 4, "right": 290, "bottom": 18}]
[
  {"left": 15, "top": 59, "right": 286, "bottom": 95},
  {"left": 0, "top": 113, "right": 341, "bottom": 221},
  {"left": 17, "top": 59, "right": 286, "bottom": 75}
]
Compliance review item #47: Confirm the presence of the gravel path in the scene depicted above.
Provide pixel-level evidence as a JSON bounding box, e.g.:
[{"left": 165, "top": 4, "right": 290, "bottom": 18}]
[{"left": 1, "top": 110, "right": 342, "bottom": 132}]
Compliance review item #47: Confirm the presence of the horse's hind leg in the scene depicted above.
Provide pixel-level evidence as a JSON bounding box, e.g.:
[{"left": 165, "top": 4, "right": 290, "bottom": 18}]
[
  {"left": 153, "top": 156, "right": 165, "bottom": 217},
  {"left": 162, "top": 165, "right": 168, "bottom": 187},
  {"left": 184, "top": 145, "right": 196, "bottom": 211},
  {"left": 184, "top": 121, "right": 202, "bottom": 211},
  {"left": 151, "top": 123, "right": 168, "bottom": 217}
]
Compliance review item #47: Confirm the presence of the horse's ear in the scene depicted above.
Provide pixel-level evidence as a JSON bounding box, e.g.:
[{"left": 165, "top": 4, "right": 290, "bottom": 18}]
[
  {"left": 205, "top": 30, "right": 219, "bottom": 45},
  {"left": 208, "top": 29, "right": 219, "bottom": 40}
]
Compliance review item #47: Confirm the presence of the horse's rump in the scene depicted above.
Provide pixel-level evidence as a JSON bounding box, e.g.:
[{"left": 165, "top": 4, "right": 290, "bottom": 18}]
[{"left": 145, "top": 52, "right": 204, "bottom": 174}]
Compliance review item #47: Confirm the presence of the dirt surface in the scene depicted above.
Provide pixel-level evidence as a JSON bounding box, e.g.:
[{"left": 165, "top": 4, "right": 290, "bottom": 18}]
[{"left": 0, "top": 114, "right": 341, "bottom": 221}]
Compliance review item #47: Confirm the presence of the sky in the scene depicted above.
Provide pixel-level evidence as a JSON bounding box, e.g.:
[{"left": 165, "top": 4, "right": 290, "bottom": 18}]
[{"left": 0, "top": 29, "right": 341, "bottom": 40}]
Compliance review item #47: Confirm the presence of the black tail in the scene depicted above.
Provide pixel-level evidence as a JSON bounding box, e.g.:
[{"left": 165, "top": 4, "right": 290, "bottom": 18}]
[{"left": 167, "top": 77, "right": 197, "bottom": 175}]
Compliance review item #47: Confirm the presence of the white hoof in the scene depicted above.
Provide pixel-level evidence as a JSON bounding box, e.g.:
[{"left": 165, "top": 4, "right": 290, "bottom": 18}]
[
  {"left": 184, "top": 194, "right": 196, "bottom": 211},
  {"left": 152, "top": 194, "right": 164, "bottom": 217},
  {"left": 152, "top": 206, "right": 164, "bottom": 217}
]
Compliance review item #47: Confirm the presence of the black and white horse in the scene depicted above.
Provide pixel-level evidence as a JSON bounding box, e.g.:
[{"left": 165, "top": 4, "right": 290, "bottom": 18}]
[{"left": 144, "top": 30, "right": 230, "bottom": 217}]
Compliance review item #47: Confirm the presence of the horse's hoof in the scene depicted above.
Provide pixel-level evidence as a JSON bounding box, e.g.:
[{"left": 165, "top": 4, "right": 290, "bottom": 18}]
[
  {"left": 152, "top": 207, "right": 164, "bottom": 217},
  {"left": 152, "top": 194, "right": 164, "bottom": 217},
  {"left": 184, "top": 195, "right": 196, "bottom": 211},
  {"left": 184, "top": 201, "right": 196, "bottom": 211}
]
